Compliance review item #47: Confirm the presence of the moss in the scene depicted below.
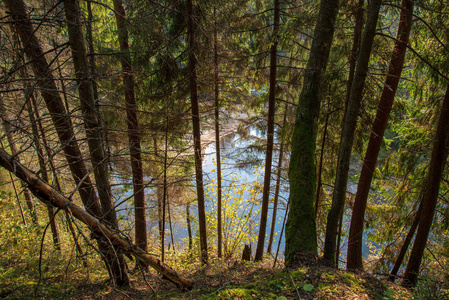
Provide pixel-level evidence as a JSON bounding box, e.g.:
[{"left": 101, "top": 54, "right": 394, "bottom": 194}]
[{"left": 285, "top": 119, "right": 318, "bottom": 265}]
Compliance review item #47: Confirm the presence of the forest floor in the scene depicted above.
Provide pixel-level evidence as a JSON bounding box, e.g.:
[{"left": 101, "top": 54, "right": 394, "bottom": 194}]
[{"left": 1, "top": 255, "right": 425, "bottom": 299}]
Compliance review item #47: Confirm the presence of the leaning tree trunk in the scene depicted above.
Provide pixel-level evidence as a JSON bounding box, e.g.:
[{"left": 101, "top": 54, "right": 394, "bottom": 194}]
[
  {"left": 402, "top": 85, "right": 449, "bottom": 287},
  {"left": 285, "top": 0, "right": 340, "bottom": 266},
  {"left": 5, "top": 0, "right": 128, "bottom": 286},
  {"left": 112, "top": 0, "right": 148, "bottom": 256},
  {"left": 0, "top": 149, "right": 193, "bottom": 290},
  {"left": 255, "top": 0, "right": 279, "bottom": 262},
  {"left": 346, "top": 0, "right": 414, "bottom": 271},
  {"left": 187, "top": 0, "right": 208, "bottom": 264},
  {"left": 323, "top": 0, "right": 382, "bottom": 265}
]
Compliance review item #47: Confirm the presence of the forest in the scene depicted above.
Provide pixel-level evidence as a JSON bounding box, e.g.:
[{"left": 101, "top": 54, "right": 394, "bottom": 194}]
[{"left": 0, "top": 0, "right": 448, "bottom": 299}]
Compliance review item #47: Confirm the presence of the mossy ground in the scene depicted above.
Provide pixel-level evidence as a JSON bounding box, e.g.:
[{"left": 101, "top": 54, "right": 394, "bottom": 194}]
[{"left": 1, "top": 254, "right": 430, "bottom": 299}]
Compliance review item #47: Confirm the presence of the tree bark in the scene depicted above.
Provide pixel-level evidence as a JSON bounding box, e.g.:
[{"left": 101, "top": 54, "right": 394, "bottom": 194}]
[
  {"left": 346, "top": 0, "right": 414, "bottom": 271},
  {"left": 402, "top": 85, "right": 449, "bottom": 286},
  {"left": 0, "top": 149, "right": 194, "bottom": 290},
  {"left": 388, "top": 202, "right": 422, "bottom": 282},
  {"left": 112, "top": 0, "right": 148, "bottom": 255},
  {"left": 343, "top": 0, "right": 364, "bottom": 119},
  {"left": 213, "top": 5, "right": 223, "bottom": 259},
  {"left": 267, "top": 104, "right": 287, "bottom": 255},
  {"left": 187, "top": 0, "right": 208, "bottom": 264},
  {"left": 285, "top": 0, "right": 340, "bottom": 266},
  {"left": 323, "top": 0, "right": 382, "bottom": 265},
  {"left": 255, "top": 0, "right": 280, "bottom": 262}
]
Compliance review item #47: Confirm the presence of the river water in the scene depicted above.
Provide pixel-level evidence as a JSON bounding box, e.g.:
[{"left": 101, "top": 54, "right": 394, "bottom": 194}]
[{"left": 114, "top": 120, "right": 380, "bottom": 265}]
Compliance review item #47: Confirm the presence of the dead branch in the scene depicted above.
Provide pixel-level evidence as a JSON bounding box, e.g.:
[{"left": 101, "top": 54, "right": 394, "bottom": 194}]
[{"left": 0, "top": 148, "right": 193, "bottom": 290}]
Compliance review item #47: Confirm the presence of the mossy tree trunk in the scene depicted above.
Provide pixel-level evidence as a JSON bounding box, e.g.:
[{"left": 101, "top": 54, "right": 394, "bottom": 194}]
[{"left": 285, "top": 0, "right": 340, "bottom": 266}]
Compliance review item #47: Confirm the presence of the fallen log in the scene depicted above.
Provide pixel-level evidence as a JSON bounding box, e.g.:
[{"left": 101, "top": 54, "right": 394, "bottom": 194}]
[{"left": 0, "top": 148, "right": 193, "bottom": 290}]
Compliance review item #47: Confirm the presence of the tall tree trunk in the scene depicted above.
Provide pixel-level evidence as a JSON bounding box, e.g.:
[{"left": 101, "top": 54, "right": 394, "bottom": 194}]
[
  {"left": 285, "top": 0, "right": 340, "bottom": 266},
  {"left": 323, "top": 0, "right": 382, "bottom": 265},
  {"left": 187, "top": 0, "right": 208, "bottom": 264},
  {"left": 346, "top": 0, "right": 414, "bottom": 271},
  {"left": 255, "top": 0, "right": 280, "bottom": 262},
  {"left": 63, "top": 0, "right": 129, "bottom": 286},
  {"left": 267, "top": 104, "right": 287, "bottom": 255},
  {"left": 402, "top": 85, "right": 449, "bottom": 286},
  {"left": 4, "top": 0, "right": 127, "bottom": 286},
  {"left": 112, "top": 0, "right": 147, "bottom": 254},
  {"left": 213, "top": 5, "right": 223, "bottom": 259},
  {"left": 0, "top": 149, "right": 194, "bottom": 290}
]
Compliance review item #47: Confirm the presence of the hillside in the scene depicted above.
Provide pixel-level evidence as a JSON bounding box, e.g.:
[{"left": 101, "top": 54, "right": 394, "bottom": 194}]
[{"left": 1, "top": 257, "right": 425, "bottom": 299}]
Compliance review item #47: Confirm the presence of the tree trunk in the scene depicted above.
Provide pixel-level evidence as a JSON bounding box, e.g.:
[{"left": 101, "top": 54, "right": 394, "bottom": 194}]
[
  {"left": 5, "top": 0, "right": 127, "bottom": 286},
  {"left": 343, "top": 0, "right": 364, "bottom": 119},
  {"left": 323, "top": 0, "right": 382, "bottom": 265},
  {"left": 402, "top": 85, "right": 449, "bottom": 286},
  {"left": 346, "top": 0, "right": 414, "bottom": 271},
  {"left": 64, "top": 0, "right": 129, "bottom": 286},
  {"left": 255, "top": 0, "right": 279, "bottom": 262},
  {"left": 388, "top": 202, "right": 422, "bottom": 282},
  {"left": 213, "top": 5, "right": 223, "bottom": 259},
  {"left": 285, "top": 0, "right": 340, "bottom": 266},
  {"left": 315, "top": 107, "right": 329, "bottom": 219},
  {"left": 153, "top": 137, "right": 165, "bottom": 261},
  {"left": 186, "top": 201, "right": 193, "bottom": 251},
  {"left": 267, "top": 104, "right": 287, "bottom": 255},
  {"left": 112, "top": 0, "right": 148, "bottom": 255},
  {"left": 187, "top": 0, "right": 208, "bottom": 264},
  {"left": 0, "top": 149, "right": 194, "bottom": 290}
]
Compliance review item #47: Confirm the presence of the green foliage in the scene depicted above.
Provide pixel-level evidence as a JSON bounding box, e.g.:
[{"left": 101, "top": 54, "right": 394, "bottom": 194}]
[{"left": 205, "top": 162, "right": 262, "bottom": 258}]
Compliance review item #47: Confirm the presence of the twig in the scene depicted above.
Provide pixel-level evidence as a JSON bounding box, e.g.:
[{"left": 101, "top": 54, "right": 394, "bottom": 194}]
[
  {"left": 288, "top": 269, "right": 301, "bottom": 300},
  {"left": 34, "top": 208, "right": 61, "bottom": 299},
  {"left": 138, "top": 263, "right": 156, "bottom": 294}
]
